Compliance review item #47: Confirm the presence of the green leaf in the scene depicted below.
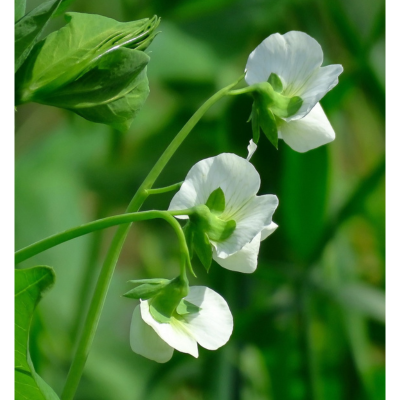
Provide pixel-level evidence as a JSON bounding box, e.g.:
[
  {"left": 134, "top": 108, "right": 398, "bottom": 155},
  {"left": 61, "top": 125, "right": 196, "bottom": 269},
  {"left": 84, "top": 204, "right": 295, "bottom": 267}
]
[
  {"left": 46, "top": 48, "right": 150, "bottom": 131},
  {"left": 267, "top": 73, "right": 283, "bottom": 93},
  {"left": 15, "top": 13, "right": 159, "bottom": 129},
  {"left": 15, "top": 0, "right": 26, "bottom": 22},
  {"left": 15, "top": 0, "right": 62, "bottom": 73},
  {"left": 205, "top": 187, "right": 225, "bottom": 215},
  {"left": 15, "top": 266, "right": 59, "bottom": 400},
  {"left": 192, "top": 230, "right": 213, "bottom": 272},
  {"left": 176, "top": 299, "right": 201, "bottom": 316},
  {"left": 123, "top": 279, "right": 170, "bottom": 300}
]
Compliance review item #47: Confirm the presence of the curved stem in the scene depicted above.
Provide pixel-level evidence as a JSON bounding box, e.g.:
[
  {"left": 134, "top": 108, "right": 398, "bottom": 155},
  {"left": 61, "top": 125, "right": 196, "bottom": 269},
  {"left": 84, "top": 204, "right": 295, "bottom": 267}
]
[
  {"left": 146, "top": 181, "right": 183, "bottom": 195},
  {"left": 15, "top": 210, "right": 189, "bottom": 264},
  {"left": 60, "top": 74, "right": 244, "bottom": 400}
]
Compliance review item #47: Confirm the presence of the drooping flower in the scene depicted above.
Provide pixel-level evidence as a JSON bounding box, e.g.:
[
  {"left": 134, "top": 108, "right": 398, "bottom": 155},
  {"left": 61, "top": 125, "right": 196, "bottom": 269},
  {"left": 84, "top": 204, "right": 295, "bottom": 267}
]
[
  {"left": 130, "top": 286, "right": 233, "bottom": 363},
  {"left": 168, "top": 153, "right": 278, "bottom": 273},
  {"left": 245, "top": 31, "right": 343, "bottom": 152}
]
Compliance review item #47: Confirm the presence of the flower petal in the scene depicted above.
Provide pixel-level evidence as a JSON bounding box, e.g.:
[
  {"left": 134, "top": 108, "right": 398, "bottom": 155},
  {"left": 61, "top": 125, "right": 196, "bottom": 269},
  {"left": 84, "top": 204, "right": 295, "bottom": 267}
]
[
  {"left": 213, "top": 233, "right": 261, "bottom": 273},
  {"left": 287, "top": 64, "right": 343, "bottom": 121},
  {"left": 215, "top": 194, "right": 279, "bottom": 258},
  {"left": 245, "top": 31, "right": 323, "bottom": 95},
  {"left": 169, "top": 153, "right": 261, "bottom": 219},
  {"left": 130, "top": 305, "right": 174, "bottom": 363},
  {"left": 278, "top": 103, "right": 335, "bottom": 152},
  {"left": 183, "top": 286, "right": 233, "bottom": 350},
  {"left": 140, "top": 300, "right": 199, "bottom": 358},
  {"left": 261, "top": 221, "right": 278, "bottom": 241}
]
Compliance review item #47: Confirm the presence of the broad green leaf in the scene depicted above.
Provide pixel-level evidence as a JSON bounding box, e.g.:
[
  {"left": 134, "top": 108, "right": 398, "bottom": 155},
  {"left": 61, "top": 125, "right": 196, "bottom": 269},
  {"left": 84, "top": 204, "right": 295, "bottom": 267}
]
[
  {"left": 15, "top": 0, "right": 62, "bottom": 72},
  {"left": 206, "top": 187, "right": 225, "bottom": 215},
  {"left": 15, "top": 13, "right": 159, "bottom": 130},
  {"left": 44, "top": 48, "right": 150, "bottom": 131},
  {"left": 16, "top": 13, "right": 159, "bottom": 102},
  {"left": 193, "top": 230, "right": 212, "bottom": 272},
  {"left": 176, "top": 299, "right": 201, "bottom": 316},
  {"left": 15, "top": 266, "right": 59, "bottom": 400},
  {"left": 15, "top": 0, "right": 26, "bottom": 22}
]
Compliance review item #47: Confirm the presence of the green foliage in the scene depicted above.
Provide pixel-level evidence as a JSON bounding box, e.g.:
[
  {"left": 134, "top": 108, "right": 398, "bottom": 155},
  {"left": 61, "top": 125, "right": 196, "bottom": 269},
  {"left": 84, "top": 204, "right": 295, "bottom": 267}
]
[
  {"left": 15, "top": 0, "right": 62, "bottom": 72},
  {"left": 206, "top": 187, "right": 226, "bottom": 215},
  {"left": 15, "top": 266, "right": 59, "bottom": 400},
  {"left": 14, "top": 0, "right": 385, "bottom": 398},
  {"left": 15, "top": 12, "right": 160, "bottom": 130},
  {"left": 15, "top": 0, "right": 26, "bottom": 22}
]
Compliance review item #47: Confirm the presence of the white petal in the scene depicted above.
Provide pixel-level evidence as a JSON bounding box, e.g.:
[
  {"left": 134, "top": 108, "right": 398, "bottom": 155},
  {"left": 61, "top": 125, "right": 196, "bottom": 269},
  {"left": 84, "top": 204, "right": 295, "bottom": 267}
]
[
  {"left": 183, "top": 286, "right": 233, "bottom": 350},
  {"left": 278, "top": 103, "right": 335, "bottom": 153},
  {"left": 245, "top": 31, "right": 322, "bottom": 95},
  {"left": 247, "top": 139, "right": 257, "bottom": 161},
  {"left": 215, "top": 194, "right": 279, "bottom": 258},
  {"left": 169, "top": 153, "right": 260, "bottom": 219},
  {"left": 287, "top": 64, "right": 343, "bottom": 121},
  {"left": 260, "top": 221, "right": 278, "bottom": 241},
  {"left": 140, "top": 300, "right": 199, "bottom": 358},
  {"left": 130, "top": 305, "right": 174, "bottom": 363},
  {"left": 213, "top": 233, "right": 261, "bottom": 273}
]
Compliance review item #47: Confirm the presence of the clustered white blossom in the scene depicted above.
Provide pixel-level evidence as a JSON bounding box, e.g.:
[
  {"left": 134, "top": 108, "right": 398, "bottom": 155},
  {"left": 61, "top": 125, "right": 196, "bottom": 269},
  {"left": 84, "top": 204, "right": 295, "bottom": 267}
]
[{"left": 129, "top": 31, "right": 342, "bottom": 362}]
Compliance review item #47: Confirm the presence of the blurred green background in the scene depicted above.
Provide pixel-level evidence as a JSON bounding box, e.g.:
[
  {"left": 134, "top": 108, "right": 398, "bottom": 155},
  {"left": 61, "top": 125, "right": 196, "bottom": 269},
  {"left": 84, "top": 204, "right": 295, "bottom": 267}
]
[{"left": 15, "top": 0, "right": 385, "bottom": 399}]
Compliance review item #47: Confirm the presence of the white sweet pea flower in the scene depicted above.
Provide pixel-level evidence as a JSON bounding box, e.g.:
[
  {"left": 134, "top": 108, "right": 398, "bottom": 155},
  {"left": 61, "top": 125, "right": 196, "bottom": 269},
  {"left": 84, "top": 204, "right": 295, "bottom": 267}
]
[
  {"left": 168, "top": 153, "right": 278, "bottom": 273},
  {"left": 213, "top": 222, "right": 278, "bottom": 273},
  {"left": 245, "top": 31, "right": 343, "bottom": 152},
  {"left": 130, "top": 286, "right": 233, "bottom": 363}
]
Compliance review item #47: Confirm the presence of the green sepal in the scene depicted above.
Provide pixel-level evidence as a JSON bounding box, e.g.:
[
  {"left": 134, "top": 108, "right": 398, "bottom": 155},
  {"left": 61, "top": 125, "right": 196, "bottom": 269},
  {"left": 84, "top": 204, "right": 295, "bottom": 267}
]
[
  {"left": 192, "top": 230, "right": 213, "bottom": 272},
  {"left": 206, "top": 187, "right": 225, "bottom": 215},
  {"left": 149, "top": 304, "right": 171, "bottom": 323},
  {"left": 176, "top": 299, "right": 201, "bottom": 316},
  {"left": 190, "top": 204, "right": 236, "bottom": 242},
  {"left": 258, "top": 101, "right": 279, "bottom": 149},
  {"left": 123, "top": 278, "right": 170, "bottom": 300},
  {"left": 267, "top": 73, "right": 283, "bottom": 93},
  {"left": 149, "top": 275, "right": 189, "bottom": 323},
  {"left": 252, "top": 82, "right": 303, "bottom": 119},
  {"left": 15, "top": 0, "right": 62, "bottom": 73}
]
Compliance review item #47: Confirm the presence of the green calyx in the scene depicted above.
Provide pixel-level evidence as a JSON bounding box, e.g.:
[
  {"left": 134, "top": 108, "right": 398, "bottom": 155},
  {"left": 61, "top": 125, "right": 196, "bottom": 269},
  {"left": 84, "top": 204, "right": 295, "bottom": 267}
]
[
  {"left": 124, "top": 275, "right": 200, "bottom": 323},
  {"left": 248, "top": 74, "right": 303, "bottom": 148},
  {"left": 149, "top": 275, "right": 190, "bottom": 322},
  {"left": 184, "top": 188, "right": 236, "bottom": 272}
]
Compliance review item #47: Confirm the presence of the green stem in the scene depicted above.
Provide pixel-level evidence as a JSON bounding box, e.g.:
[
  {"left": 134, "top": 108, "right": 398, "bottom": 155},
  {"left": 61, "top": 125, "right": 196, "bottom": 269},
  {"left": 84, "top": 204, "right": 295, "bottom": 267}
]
[
  {"left": 60, "top": 74, "right": 244, "bottom": 400},
  {"left": 15, "top": 210, "right": 193, "bottom": 264},
  {"left": 226, "top": 86, "right": 254, "bottom": 96},
  {"left": 146, "top": 181, "right": 183, "bottom": 195}
]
